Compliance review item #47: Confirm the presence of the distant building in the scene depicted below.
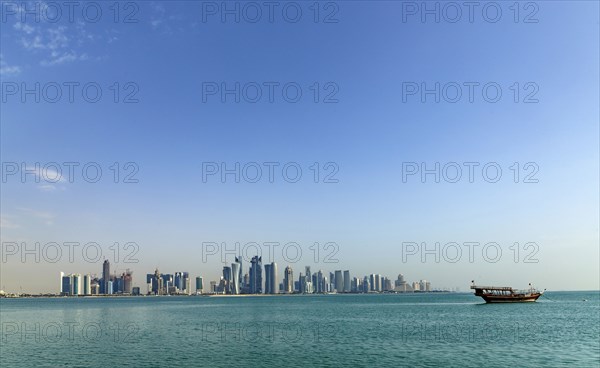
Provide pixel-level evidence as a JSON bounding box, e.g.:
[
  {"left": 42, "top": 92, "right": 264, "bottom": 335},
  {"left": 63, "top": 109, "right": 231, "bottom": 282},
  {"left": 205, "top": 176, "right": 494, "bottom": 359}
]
[
  {"left": 270, "top": 262, "right": 278, "bottom": 294},
  {"left": 196, "top": 277, "right": 204, "bottom": 293},
  {"left": 363, "top": 276, "right": 370, "bottom": 293},
  {"left": 343, "top": 271, "right": 351, "bottom": 292},
  {"left": 102, "top": 260, "right": 110, "bottom": 294},
  {"left": 249, "top": 256, "right": 263, "bottom": 294},
  {"left": 61, "top": 274, "right": 72, "bottom": 296},
  {"left": 334, "top": 270, "right": 343, "bottom": 292},
  {"left": 283, "top": 266, "right": 294, "bottom": 293},
  {"left": 264, "top": 263, "right": 272, "bottom": 294},
  {"left": 231, "top": 262, "right": 241, "bottom": 295},
  {"left": 72, "top": 274, "right": 82, "bottom": 295},
  {"left": 122, "top": 271, "right": 133, "bottom": 294},
  {"left": 83, "top": 274, "right": 91, "bottom": 295},
  {"left": 132, "top": 287, "right": 140, "bottom": 295}
]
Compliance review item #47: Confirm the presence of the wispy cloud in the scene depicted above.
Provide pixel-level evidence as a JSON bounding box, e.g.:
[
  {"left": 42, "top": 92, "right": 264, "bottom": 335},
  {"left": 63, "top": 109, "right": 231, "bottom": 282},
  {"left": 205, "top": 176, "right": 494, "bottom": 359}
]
[
  {"left": 16, "top": 207, "right": 56, "bottom": 226},
  {"left": 0, "top": 54, "right": 22, "bottom": 76},
  {"left": 22, "top": 165, "right": 66, "bottom": 183},
  {"left": 13, "top": 17, "right": 92, "bottom": 66},
  {"left": 0, "top": 215, "right": 20, "bottom": 229},
  {"left": 38, "top": 184, "right": 57, "bottom": 192}
]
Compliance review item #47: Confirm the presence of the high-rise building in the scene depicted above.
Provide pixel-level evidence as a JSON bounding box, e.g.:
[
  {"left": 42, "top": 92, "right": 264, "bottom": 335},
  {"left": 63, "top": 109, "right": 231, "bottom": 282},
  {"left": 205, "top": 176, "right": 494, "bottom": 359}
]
[
  {"left": 271, "top": 262, "right": 278, "bottom": 294},
  {"left": 335, "top": 270, "right": 343, "bottom": 292},
  {"left": 375, "top": 274, "right": 382, "bottom": 292},
  {"left": 413, "top": 281, "right": 421, "bottom": 291},
  {"left": 183, "top": 272, "right": 190, "bottom": 294},
  {"left": 59, "top": 271, "right": 64, "bottom": 294},
  {"left": 284, "top": 266, "right": 294, "bottom": 293},
  {"left": 162, "top": 274, "right": 174, "bottom": 294},
  {"left": 102, "top": 260, "right": 110, "bottom": 294},
  {"left": 122, "top": 271, "right": 133, "bottom": 294},
  {"left": 196, "top": 276, "right": 204, "bottom": 294},
  {"left": 223, "top": 266, "right": 232, "bottom": 294},
  {"left": 235, "top": 256, "right": 243, "bottom": 289},
  {"left": 316, "top": 270, "right": 324, "bottom": 293},
  {"left": 175, "top": 272, "right": 183, "bottom": 291},
  {"left": 231, "top": 262, "right": 241, "bottom": 295},
  {"left": 298, "top": 272, "right": 305, "bottom": 293},
  {"left": 343, "top": 270, "right": 351, "bottom": 292},
  {"left": 264, "top": 263, "right": 272, "bottom": 294},
  {"left": 107, "top": 280, "right": 114, "bottom": 295},
  {"left": 72, "top": 274, "right": 82, "bottom": 295},
  {"left": 61, "top": 274, "right": 72, "bottom": 295},
  {"left": 83, "top": 274, "right": 91, "bottom": 295},
  {"left": 351, "top": 277, "right": 360, "bottom": 292},
  {"left": 249, "top": 256, "right": 263, "bottom": 294},
  {"left": 363, "top": 276, "right": 370, "bottom": 293}
]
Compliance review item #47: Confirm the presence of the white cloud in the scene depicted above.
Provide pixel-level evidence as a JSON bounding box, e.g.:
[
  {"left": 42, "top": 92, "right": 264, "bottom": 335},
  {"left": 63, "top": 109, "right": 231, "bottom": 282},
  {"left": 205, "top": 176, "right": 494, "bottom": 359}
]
[
  {"left": 20, "top": 165, "right": 65, "bottom": 183},
  {"left": 0, "top": 54, "right": 22, "bottom": 76},
  {"left": 13, "top": 19, "right": 92, "bottom": 66},
  {"left": 38, "top": 184, "right": 57, "bottom": 192},
  {"left": 0, "top": 216, "right": 20, "bottom": 229},
  {"left": 16, "top": 207, "right": 56, "bottom": 226}
]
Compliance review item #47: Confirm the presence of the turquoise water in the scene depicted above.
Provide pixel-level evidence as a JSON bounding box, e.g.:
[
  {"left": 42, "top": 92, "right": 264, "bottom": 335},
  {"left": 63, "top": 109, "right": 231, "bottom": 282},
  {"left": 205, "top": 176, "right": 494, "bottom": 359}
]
[{"left": 1, "top": 292, "right": 598, "bottom": 367}]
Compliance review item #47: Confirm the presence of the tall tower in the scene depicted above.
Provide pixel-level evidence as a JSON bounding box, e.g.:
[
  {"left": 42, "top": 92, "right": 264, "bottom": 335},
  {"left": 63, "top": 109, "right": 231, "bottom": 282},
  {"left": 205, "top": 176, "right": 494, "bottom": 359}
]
[
  {"left": 284, "top": 266, "right": 293, "bottom": 293},
  {"left": 102, "top": 260, "right": 110, "bottom": 294},
  {"left": 235, "top": 256, "right": 243, "bottom": 289},
  {"left": 223, "top": 266, "right": 232, "bottom": 294},
  {"left": 83, "top": 274, "right": 91, "bottom": 295},
  {"left": 249, "top": 256, "right": 262, "bottom": 294},
  {"left": 271, "top": 262, "right": 278, "bottom": 294},
  {"left": 343, "top": 270, "right": 351, "bottom": 292},
  {"left": 264, "top": 263, "right": 272, "bottom": 294},
  {"left": 231, "top": 262, "right": 241, "bottom": 295},
  {"left": 335, "top": 270, "right": 343, "bottom": 292},
  {"left": 195, "top": 276, "right": 204, "bottom": 294}
]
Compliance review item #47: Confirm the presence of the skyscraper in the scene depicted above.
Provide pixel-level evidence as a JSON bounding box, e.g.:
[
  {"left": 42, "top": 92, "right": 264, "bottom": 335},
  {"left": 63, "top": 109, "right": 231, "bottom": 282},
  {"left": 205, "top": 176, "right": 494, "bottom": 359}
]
[
  {"left": 343, "top": 270, "right": 351, "bottom": 292},
  {"left": 72, "top": 274, "right": 82, "bottom": 295},
  {"left": 196, "top": 276, "right": 204, "bottom": 294},
  {"left": 231, "top": 262, "right": 241, "bottom": 295},
  {"left": 363, "top": 276, "right": 370, "bottom": 293},
  {"left": 316, "top": 270, "right": 324, "bottom": 293},
  {"left": 249, "top": 256, "right": 262, "bottom": 294},
  {"left": 61, "top": 274, "right": 72, "bottom": 295},
  {"left": 59, "top": 271, "right": 64, "bottom": 294},
  {"left": 102, "top": 260, "right": 110, "bottom": 294},
  {"left": 122, "top": 271, "right": 133, "bottom": 294},
  {"left": 271, "top": 262, "right": 278, "bottom": 294},
  {"left": 223, "top": 266, "right": 232, "bottom": 294},
  {"left": 83, "top": 274, "right": 91, "bottom": 295},
  {"left": 183, "top": 272, "right": 190, "bottom": 294},
  {"left": 235, "top": 256, "right": 243, "bottom": 289},
  {"left": 335, "top": 270, "right": 343, "bottom": 292},
  {"left": 284, "top": 266, "right": 293, "bottom": 293},
  {"left": 264, "top": 263, "right": 272, "bottom": 294},
  {"left": 175, "top": 272, "right": 183, "bottom": 291}
]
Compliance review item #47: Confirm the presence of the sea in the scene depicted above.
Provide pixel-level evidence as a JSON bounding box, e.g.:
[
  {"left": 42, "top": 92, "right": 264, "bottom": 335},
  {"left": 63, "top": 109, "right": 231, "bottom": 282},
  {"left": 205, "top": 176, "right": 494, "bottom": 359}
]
[{"left": 1, "top": 291, "right": 598, "bottom": 367}]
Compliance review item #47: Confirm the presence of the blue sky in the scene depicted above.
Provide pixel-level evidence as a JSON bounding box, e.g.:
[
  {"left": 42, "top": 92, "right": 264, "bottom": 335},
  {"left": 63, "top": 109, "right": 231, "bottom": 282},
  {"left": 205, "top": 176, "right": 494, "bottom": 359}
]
[{"left": 1, "top": 1, "right": 598, "bottom": 293}]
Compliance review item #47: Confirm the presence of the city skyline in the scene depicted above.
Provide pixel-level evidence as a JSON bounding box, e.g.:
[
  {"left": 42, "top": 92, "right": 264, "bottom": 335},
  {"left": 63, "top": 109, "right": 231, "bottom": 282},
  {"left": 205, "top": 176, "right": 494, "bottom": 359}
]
[{"left": 11, "top": 255, "right": 531, "bottom": 296}]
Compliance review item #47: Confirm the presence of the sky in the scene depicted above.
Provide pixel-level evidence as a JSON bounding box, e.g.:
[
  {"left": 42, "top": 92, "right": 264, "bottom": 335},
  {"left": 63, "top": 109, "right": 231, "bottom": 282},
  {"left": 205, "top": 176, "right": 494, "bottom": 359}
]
[{"left": 0, "top": 1, "right": 598, "bottom": 293}]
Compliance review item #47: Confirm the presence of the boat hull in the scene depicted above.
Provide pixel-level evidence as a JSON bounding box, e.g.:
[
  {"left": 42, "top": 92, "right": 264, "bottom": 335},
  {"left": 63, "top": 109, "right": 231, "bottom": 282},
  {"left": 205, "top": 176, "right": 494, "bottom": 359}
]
[{"left": 481, "top": 293, "right": 542, "bottom": 303}]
